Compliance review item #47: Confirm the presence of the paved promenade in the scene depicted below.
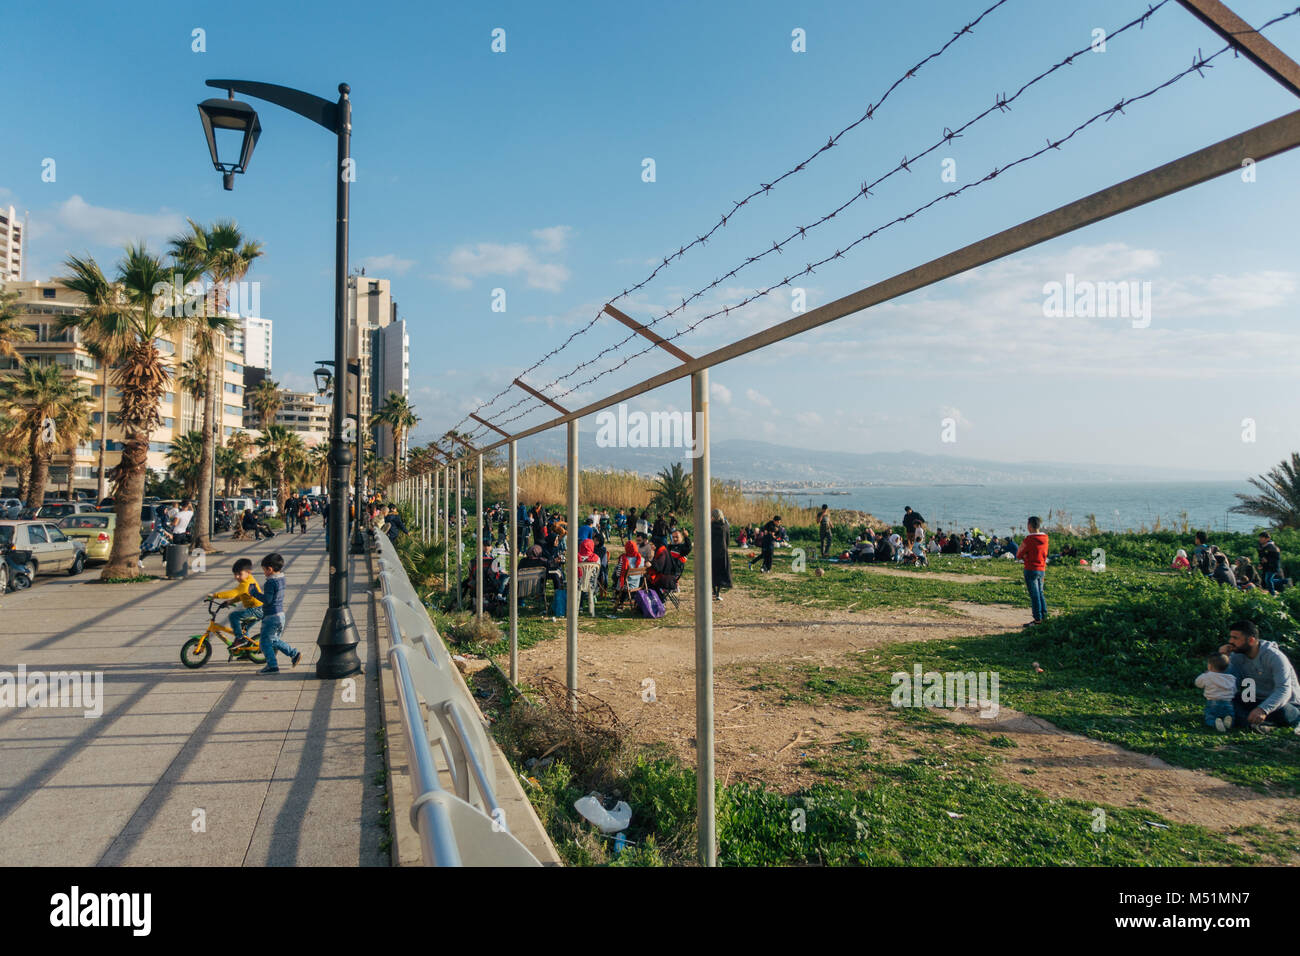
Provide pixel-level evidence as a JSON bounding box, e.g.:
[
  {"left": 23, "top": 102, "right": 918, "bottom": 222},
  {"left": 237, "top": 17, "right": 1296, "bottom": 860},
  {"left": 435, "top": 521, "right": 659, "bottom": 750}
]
[{"left": 0, "top": 523, "right": 387, "bottom": 866}]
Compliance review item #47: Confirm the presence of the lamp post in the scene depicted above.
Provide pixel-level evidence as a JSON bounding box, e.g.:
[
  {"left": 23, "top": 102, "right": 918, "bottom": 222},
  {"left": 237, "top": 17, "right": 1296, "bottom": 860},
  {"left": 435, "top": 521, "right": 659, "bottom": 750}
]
[{"left": 197, "top": 78, "right": 360, "bottom": 679}]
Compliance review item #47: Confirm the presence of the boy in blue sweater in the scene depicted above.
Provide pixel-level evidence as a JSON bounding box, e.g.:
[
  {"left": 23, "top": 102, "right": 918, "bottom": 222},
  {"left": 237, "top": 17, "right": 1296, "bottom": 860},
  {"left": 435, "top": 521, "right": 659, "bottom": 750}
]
[{"left": 249, "top": 552, "right": 301, "bottom": 674}]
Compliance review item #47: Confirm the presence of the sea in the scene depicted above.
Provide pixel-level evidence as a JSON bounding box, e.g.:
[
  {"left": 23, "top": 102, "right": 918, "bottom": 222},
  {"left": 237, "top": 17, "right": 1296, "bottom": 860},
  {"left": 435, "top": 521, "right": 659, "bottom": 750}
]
[{"left": 772, "top": 481, "right": 1258, "bottom": 534}]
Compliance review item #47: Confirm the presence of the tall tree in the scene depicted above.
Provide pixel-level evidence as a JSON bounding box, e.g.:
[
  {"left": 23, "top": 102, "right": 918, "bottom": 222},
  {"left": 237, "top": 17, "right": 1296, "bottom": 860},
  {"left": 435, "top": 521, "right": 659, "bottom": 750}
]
[
  {"left": 1231, "top": 452, "right": 1300, "bottom": 529},
  {"left": 166, "top": 430, "right": 205, "bottom": 498},
  {"left": 249, "top": 378, "right": 282, "bottom": 430},
  {"left": 372, "top": 391, "right": 419, "bottom": 463},
  {"left": 0, "top": 289, "right": 36, "bottom": 360},
  {"left": 169, "top": 219, "right": 262, "bottom": 551},
  {"left": 59, "top": 246, "right": 196, "bottom": 579},
  {"left": 0, "top": 361, "right": 93, "bottom": 510},
  {"left": 255, "top": 425, "right": 307, "bottom": 514}
]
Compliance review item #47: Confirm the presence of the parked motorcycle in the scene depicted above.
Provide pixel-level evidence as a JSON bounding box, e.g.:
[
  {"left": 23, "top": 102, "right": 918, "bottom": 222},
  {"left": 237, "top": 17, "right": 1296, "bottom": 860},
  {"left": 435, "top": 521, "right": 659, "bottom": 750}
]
[{"left": 3, "top": 547, "right": 34, "bottom": 592}]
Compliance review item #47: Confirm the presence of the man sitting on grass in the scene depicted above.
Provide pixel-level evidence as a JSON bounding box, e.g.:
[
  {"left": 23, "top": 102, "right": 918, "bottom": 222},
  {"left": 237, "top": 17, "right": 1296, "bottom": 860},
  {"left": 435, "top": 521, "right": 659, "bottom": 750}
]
[{"left": 1219, "top": 620, "right": 1300, "bottom": 733}]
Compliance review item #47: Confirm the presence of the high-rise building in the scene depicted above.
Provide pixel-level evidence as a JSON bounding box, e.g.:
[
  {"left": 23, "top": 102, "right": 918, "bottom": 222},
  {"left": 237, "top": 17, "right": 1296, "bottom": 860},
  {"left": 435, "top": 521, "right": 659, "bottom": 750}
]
[
  {"left": 273, "top": 389, "right": 331, "bottom": 446},
  {"left": 372, "top": 319, "right": 410, "bottom": 459},
  {"left": 0, "top": 279, "right": 246, "bottom": 497},
  {"left": 0, "top": 206, "right": 25, "bottom": 282},
  {"left": 346, "top": 274, "right": 400, "bottom": 459},
  {"left": 228, "top": 315, "right": 272, "bottom": 371}
]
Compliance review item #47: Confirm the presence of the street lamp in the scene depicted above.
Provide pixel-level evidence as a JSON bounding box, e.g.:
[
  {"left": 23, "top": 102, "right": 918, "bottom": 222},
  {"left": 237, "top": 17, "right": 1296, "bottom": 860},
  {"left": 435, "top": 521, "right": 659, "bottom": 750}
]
[
  {"left": 313, "top": 362, "right": 334, "bottom": 398},
  {"left": 197, "top": 77, "right": 359, "bottom": 680},
  {"left": 197, "top": 92, "right": 262, "bottom": 190}
]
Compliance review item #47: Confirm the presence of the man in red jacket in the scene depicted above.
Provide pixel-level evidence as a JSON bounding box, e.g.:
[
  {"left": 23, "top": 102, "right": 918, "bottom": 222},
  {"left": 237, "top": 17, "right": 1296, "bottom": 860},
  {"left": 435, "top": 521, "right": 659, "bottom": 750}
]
[{"left": 1015, "top": 515, "right": 1049, "bottom": 626}]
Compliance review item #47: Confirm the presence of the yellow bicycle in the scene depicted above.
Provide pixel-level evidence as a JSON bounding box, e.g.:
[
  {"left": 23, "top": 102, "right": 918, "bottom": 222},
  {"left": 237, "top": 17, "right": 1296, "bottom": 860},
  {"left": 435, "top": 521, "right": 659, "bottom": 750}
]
[{"left": 180, "top": 598, "right": 266, "bottom": 668}]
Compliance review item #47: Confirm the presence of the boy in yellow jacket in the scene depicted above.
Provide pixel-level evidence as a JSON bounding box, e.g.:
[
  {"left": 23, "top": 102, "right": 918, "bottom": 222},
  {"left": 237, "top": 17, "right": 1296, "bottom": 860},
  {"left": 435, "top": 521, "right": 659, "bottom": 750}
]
[{"left": 206, "top": 558, "right": 263, "bottom": 649}]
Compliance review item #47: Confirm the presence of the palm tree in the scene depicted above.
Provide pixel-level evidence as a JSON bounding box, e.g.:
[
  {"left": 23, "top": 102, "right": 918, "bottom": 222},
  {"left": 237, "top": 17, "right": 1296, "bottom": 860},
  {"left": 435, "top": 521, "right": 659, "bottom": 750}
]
[
  {"left": 0, "top": 414, "right": 30, "bottom": 500},
  {"left": 0, "top": 362, "right": 94, "bottom": 509},
  {"left": 216, "top": 442, "right": 247, "bottom": 498},
  {"left": 308, "top": 442, "right": 330, "bottom": 491},
  {"left": 166, "top": 430, "right": 205, "bottom": 498},
  {"left": 220, "top": 429, "right": 253, "bottom": 497},
  {"left": 169, "top": 219, "right": 261, "bottom": 551},
  {"left": 372, "top": 391, "right": 419, "bottom": 463},
  {"left": 0, "top": 290, "right": 36, "bottom": 359},
  {"left": 255, "top": 425, "right": 307, "bottom": 514},
  {"left": 649, "top": 462, "right": 692, "bottom": 516},
  {"left": 1231, "top": 452, "right": 1300, "bottom": 529},
  {"left": 59, "top": 246, "right": 193, "bottom": 579},
  {"left": 249, "top": 378, "right": 281, "bottom": 430}
]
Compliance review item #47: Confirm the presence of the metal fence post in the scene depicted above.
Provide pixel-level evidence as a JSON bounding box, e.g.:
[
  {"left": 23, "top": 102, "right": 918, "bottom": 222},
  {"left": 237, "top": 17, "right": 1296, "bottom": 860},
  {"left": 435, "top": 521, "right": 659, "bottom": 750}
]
[
  {"left": 508, "top": 439, "right": 518, "bottom": 684},
  {"left": 476, "top": 453, "right": 484, "bottom": 623},
  {"left": 456, "top": 460, "right": 463, "bottom": 611},
  {"left": 442, "top": 464, "right": 449, "bottom": 591},
  {"left": 692, "top": 368, "right": 716, "bottom": 867},
  {"left": 566, "top": 418, "right": 578, "bottom": 712}
]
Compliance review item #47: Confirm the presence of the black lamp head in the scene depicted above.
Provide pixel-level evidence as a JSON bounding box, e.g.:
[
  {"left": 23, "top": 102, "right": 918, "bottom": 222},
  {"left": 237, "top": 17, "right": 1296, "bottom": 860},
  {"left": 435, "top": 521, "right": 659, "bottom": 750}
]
[{"left": 197, "top": 91, "right": 262, "bottom": 190}]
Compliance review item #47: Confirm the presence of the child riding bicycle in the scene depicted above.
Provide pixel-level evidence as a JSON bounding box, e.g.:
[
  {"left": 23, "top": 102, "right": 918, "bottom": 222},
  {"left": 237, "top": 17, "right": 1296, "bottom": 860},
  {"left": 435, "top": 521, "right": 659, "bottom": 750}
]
[{"left": 205, "top": 558, "right": 263, "bottom": 649}]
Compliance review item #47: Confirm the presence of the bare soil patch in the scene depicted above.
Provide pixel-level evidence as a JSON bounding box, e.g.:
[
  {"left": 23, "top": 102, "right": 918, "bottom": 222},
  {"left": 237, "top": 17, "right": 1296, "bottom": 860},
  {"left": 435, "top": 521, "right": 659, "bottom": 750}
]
[{"left": 501, "top": 575, "right": 1299, "bottom": 855}]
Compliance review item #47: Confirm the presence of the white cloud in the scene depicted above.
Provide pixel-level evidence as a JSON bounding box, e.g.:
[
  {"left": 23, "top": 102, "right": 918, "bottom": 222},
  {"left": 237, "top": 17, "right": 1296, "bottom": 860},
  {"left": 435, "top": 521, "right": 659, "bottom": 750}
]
[
  {"left": 710, "top": 382, "right": 732, "bottom": 405},
  {"left": 439, "top": 241, "right": 570, "bottom": 292},
  {"left": 531, "top": 226, "right": 572, "bottom": 253},
  {"left": 437, "top": 226, "right": 575, "bottom": 292},
  {"left": 45, "top": 195, "right": 186, "bottom": 248},
  {"left": 745, "top": 388, "right": 773, "bottom": 408},
  {"left": 360, "top": 253, "right": 415, "bottom": 276},
  {"left": 795, "top": 411, "right": 823, "bottom": 428}
]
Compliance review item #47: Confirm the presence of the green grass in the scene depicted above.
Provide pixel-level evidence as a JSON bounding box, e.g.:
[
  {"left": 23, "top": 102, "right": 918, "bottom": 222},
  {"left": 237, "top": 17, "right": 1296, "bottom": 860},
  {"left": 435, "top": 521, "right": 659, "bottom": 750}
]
[{"left": 520, "top": 729, "right": 1260, "bottom": 866}]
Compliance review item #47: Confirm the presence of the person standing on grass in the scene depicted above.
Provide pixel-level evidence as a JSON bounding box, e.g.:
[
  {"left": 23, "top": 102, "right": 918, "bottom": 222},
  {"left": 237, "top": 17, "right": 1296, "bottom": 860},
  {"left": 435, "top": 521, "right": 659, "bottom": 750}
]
[
  {"left": 711, "top": 508, "right": 732, "bottom": 601},
  {"left": 1015, "top": 515, "right": 1049, "bottom": 627},
  {"left": 818, "top": 504, "right": 833, "bottom": 559},
  {"left": 748, "top": 519, "right": 776, "bottom": 573}
]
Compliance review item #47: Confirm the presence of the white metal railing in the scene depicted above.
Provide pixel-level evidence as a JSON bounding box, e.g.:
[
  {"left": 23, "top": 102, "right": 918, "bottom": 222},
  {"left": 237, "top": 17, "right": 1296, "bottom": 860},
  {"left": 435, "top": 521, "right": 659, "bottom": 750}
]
[{"left": 375, "top": 532, "right": 540, "bottom": 867}]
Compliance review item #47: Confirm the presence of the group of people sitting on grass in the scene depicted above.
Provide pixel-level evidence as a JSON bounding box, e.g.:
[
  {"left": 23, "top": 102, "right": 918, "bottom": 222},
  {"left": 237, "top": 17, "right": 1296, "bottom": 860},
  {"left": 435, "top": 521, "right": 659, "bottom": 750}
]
[
  {"left": 459, "top": 505, "right": 696, "bottom": 618},
  {"left": 1176, "top": 530, "right": 1289, "bottom": 594}
]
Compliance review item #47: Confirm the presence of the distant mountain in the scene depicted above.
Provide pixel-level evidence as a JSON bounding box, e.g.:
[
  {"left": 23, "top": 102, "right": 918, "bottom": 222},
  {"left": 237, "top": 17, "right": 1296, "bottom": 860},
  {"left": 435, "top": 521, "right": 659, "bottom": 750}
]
[{"left": 447, "top": 432, "right": 1241, "bottom": 486}]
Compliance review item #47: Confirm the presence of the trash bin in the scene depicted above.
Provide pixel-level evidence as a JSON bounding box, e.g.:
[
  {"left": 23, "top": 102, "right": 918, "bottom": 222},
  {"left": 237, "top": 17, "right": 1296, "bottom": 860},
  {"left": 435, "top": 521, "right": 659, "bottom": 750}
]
[{"left": 165, "top": 544, "right": 188, "bottom": 579}]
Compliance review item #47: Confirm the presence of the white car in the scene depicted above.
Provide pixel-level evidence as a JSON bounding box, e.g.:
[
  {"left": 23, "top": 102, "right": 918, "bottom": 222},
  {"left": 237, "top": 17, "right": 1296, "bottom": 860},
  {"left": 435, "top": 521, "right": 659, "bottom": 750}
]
[{"left": 257, "top": 499, "right": 278, "bottom": 516}]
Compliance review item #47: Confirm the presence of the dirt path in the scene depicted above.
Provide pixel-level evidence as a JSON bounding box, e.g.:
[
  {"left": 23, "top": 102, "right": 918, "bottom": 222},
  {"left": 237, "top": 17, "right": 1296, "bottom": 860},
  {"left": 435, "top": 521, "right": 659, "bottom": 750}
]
[{"left": 500, "top": 576, "right": 1298, "bottom": 854}]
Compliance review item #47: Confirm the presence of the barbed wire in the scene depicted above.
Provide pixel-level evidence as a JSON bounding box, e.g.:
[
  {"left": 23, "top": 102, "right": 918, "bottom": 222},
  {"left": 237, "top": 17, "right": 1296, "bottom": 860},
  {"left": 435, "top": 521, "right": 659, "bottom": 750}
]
[
  {"left": 482, "top": 7, "right": 1300, "bottom": 437},
  {"left": 447, "top": 0, "right": 1014, "bottom": 433},
  {"left": 489, "top": 0, "right": 1175, "bottom": 421},
  {"left": 466, "top": 0, "right": 1174, "bottom": 432}
]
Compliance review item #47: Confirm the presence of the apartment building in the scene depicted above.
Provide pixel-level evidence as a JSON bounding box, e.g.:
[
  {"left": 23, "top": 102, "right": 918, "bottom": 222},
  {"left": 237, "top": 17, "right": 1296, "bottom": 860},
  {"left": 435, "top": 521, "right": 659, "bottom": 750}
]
[
  {"left": 274, "top": 389, "right": 331, "bottom": 446},
  {"left": 0, "top": 206, "right": 25, "bottom": 282},
  {"left": 346, "top": 273, "right": 412, "bottom": 461},
  {"left": 0, "top": 279, "right": 246, "bottom": 497}
]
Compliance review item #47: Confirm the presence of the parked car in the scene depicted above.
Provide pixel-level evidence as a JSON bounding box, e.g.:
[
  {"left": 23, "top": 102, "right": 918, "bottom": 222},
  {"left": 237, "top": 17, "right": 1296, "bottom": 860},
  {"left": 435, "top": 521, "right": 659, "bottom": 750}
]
[
  {"left": 0, "top": 498, "right": 24, "bottom": 519},
  {"left": 0, "top": 520, "right": 86, "bottom": 576},
  {"left": 36, "top": 502, "right": 100, "bottom": 520},
  {"left": 58, "top": 513, "right": 116, "bottom": 563},
  {"left": 139, "top": 503, "right": 168, "bottom": 537},
  {"left": 258, "top": 499, "right": 278, "bottom": 517}
]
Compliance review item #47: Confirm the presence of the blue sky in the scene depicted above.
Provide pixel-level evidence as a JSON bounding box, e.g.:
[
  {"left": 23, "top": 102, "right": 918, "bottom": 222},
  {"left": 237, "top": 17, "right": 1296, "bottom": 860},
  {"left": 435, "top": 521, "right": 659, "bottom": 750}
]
[{"left": 3, "top": 0, "right": 1299, "bottom": 477}]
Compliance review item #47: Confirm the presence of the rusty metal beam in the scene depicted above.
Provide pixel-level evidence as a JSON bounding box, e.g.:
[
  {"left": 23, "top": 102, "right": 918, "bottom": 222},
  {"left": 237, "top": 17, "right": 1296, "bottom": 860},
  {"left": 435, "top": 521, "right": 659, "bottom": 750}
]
[
  {"left": 603, "top": 304, "right": 696, "bottom": 363},
  {"left": 478, "top": 109, "right": 1300, "bottom": 454},
  {"left": 512, "top": 378, "right": 570, "bottom": 415},
  {"left": 469, "top": 413, "right": 511, "bottom": 438},
  {"left": 1177, "top": 0, "right": 1300, "bottom": 98}
]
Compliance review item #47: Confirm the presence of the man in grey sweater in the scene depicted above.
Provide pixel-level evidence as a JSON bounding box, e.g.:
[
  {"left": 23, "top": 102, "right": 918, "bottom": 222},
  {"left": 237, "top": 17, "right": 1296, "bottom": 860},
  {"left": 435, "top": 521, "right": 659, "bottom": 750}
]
[{"left": 1220, "top": 620, "right": 1300, "bottom": 731}]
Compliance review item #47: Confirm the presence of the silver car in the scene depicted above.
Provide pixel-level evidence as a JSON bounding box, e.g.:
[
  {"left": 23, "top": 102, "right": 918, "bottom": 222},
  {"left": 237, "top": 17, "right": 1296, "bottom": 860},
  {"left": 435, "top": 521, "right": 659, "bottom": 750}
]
[{"left": 0, "top": 520, "right": 87, "bottom": 577}]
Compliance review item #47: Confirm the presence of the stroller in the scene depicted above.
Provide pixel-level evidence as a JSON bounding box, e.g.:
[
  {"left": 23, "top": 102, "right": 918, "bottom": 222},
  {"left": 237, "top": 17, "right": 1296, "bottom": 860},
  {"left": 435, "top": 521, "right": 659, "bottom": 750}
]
[{"left": 140, "top": 526, "right": 173, "bottom": 565}]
